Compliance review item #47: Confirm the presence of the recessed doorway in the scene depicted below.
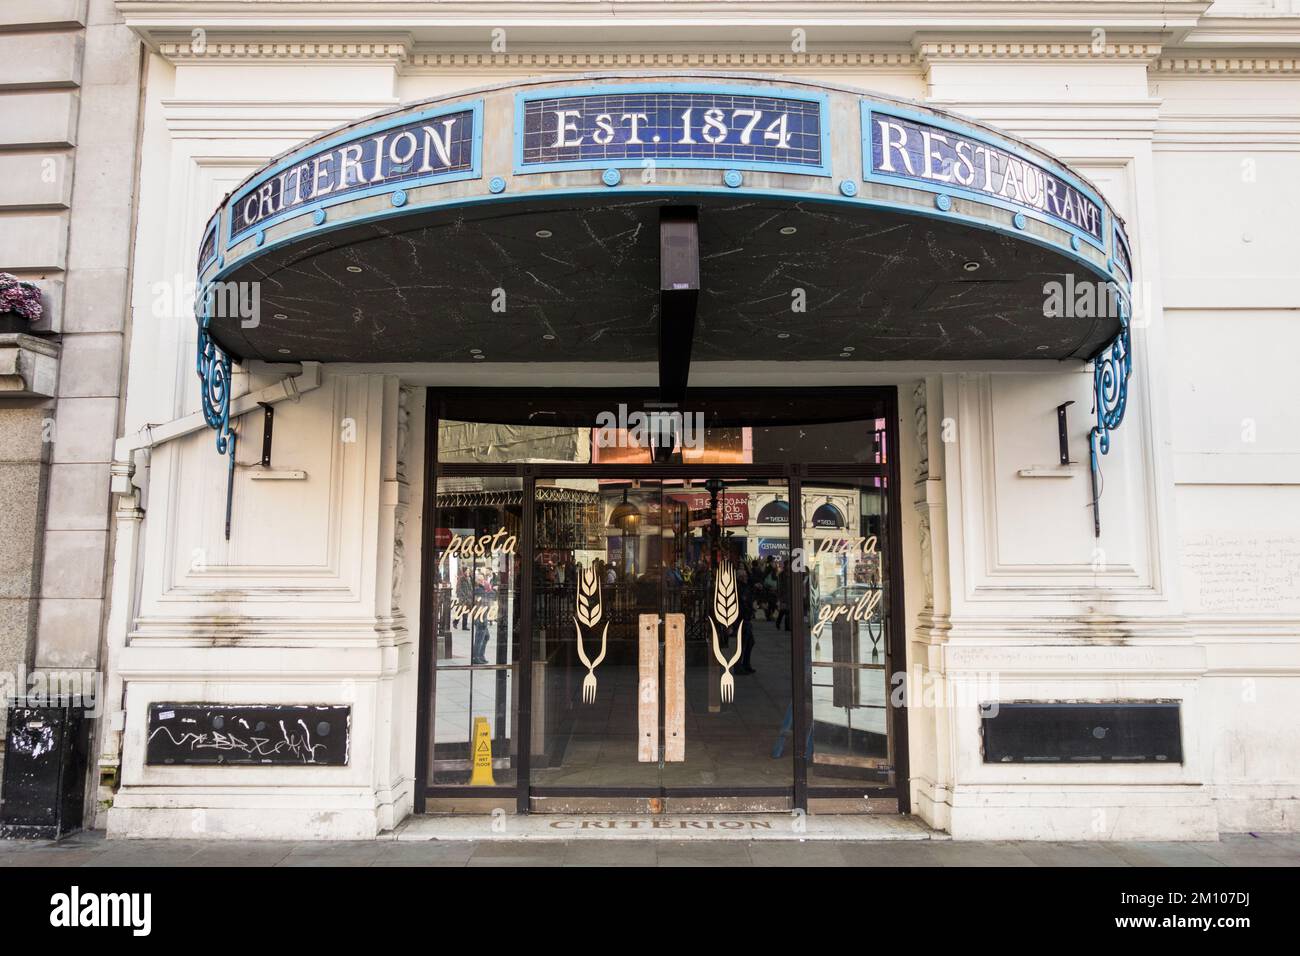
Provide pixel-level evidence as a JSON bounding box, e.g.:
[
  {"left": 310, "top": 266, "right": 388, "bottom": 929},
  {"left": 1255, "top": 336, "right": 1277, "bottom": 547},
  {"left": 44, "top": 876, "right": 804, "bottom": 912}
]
[{"left": 416, "top": 389, "right": 907, "bottom": 814}]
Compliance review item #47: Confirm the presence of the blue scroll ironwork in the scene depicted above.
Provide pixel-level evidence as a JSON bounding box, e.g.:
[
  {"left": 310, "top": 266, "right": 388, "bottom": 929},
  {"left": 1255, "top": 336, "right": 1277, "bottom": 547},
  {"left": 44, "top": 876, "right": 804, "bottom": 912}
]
[
  {"left": 1088, "top": 289, "right": 1132, "bottom": 537},
  {"left": 196, "top": 284, "right": 238, "bottom": 538}
]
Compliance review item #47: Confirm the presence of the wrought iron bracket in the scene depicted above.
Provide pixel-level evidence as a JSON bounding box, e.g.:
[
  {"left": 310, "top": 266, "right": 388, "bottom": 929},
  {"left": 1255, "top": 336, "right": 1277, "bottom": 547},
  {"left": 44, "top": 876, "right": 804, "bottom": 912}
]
[
  {"left": 196, "top": 284, "right": 237, "bottom": 538},
  {"left": 1087, "top": 290, "right": 1132, "bottom": 538}
]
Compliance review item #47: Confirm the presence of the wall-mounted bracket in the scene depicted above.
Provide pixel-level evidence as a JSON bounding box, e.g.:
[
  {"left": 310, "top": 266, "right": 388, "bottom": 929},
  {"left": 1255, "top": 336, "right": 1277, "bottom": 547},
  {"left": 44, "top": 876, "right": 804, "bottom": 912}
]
[
  {"left": 258, "top": 401, "right": 274, "bottom": 467},
  {"left": 1056, "top": 400, "right": 1075, "bottom": 465}
]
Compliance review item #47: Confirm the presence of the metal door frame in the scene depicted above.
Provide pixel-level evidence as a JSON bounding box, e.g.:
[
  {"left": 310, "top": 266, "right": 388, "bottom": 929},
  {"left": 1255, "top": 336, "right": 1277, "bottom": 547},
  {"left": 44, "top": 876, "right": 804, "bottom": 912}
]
[{"left": 414, "top": 387, "right": 908, "bottom": 815}]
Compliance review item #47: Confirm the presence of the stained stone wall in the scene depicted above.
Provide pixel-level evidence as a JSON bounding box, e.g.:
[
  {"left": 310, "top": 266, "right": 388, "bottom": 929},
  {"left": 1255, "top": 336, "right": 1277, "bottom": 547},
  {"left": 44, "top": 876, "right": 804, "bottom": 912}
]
[
  {"left": 0, "top": 0, "right": 142, "bottom": 794},
  {"left": 0, "top": 408, "right": 52, "bottom": 775}
]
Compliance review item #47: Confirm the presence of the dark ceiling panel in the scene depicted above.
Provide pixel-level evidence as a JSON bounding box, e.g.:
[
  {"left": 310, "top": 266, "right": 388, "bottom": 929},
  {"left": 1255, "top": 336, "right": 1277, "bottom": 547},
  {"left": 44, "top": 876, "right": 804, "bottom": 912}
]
[{"left": 214, "top": 195, "right": 1112, "bottom": 365}]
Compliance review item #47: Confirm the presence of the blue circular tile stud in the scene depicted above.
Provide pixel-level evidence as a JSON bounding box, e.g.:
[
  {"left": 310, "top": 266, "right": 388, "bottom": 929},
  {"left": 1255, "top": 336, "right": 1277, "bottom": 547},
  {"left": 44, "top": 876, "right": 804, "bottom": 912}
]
[
  {"left": 1070, "top": 234, "right": 1080, "bottom": 251},
  {"left": 313, "top": 208, "right": 327, "bottom": 226},
  {"left": 839, "top": 180, "right": 858, "bottom": 197},
  {"left": 935, "top": 194, "right": 951, "bottom": 212},
  {"left": 254, "top": 230, "right": 265, "bottom": 247},
  {"left": 488, "top": 176, "right": 507, "bottom": 194},
  {"left": 391, "top": 190, "right": 408, "bottom": 207},
  {"left": 602, "top": 167, "right": 622, "bottom": 187},
  {"left": 1013, "top": 212, "right": 1027, "bottom": 230},
  {"left": 723, "top": 169, "right": 743, "bottom": 188}
]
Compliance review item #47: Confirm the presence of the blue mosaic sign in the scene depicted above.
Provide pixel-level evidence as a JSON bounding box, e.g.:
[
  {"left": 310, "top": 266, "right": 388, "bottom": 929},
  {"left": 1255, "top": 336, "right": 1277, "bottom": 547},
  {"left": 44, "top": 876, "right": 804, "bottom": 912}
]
[
  {"left": 517, "top": 86, "right": 829, "bottom": 175},
  {"left": 1113, "top": 222, "right": 1133, "bottom": 279},
  {"left": 864, "top": 108, "right": 1104, "bottom": 244},
  {"left": 228, "top": 105, "right": 479, "bottom": 244},
  {"left": 197, "top": 213, "right": 219, "bottom": 272}
]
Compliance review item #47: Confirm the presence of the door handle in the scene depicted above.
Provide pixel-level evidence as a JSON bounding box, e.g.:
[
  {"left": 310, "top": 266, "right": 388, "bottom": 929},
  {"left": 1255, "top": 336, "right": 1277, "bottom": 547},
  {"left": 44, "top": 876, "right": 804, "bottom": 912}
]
[
  {"left": 637, "top": 614, "right": 659, "bottom": 763},
  {"left": 637, "top": 612, "right": 686, "bottom": 763},
  {"left": 663, "top": 613, "right": 685, "bottom": 762}
]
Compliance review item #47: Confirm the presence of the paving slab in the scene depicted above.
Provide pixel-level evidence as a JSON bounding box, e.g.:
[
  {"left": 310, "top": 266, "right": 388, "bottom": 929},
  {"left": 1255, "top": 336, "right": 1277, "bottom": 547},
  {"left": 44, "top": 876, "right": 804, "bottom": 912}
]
[
  {"left": 748, "top": 840, "right": 852, "bottom": 867},
  {"left": 928, "top": 842, "right": 1037, "bottom": 867},
  {"left": 369, "top": 842, "right": 476, "bottom": 867},
  {"left": 654, "top": 840, "right": 753, "bottom": 867},
  {"left": 465, "top": 842, "right": 568, "bottom": 867},
  {"left": 563, "top": 841, "right": 659, "bottom": 867},
  {"left": 1108, "top": 842, "right": 1227, "bottom": 867},
  {"left": 837, "top": 841, "right": 947, "bottom": 867},
  {"left": 1197, "top": 833, "right": 1300, "bottom": 867},
  {"left": 1017, "top": 842, "right": 1131, "bottom": 868}
]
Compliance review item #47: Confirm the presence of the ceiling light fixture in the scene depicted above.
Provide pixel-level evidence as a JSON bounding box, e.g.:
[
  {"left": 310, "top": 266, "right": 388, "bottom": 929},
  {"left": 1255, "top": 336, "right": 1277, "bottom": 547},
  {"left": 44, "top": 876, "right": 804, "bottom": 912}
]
[
  {"left": 535, "top": 229, "right": 552, "bottom": 238},
  {"left": 779, "top": 226, "right": 797, "bottom": 235},
  {"left": 963, "top": 261, "right": 980, "bottom": 272},
  {"left": 345, "top": 265, "right": 362, "bottom": 273}
]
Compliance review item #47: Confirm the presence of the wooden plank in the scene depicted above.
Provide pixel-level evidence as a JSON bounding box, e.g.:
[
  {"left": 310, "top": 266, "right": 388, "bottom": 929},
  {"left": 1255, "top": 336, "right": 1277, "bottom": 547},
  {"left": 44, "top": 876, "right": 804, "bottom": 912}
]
[
  {"left": 664, "top": 613, "right": 685, "bottom": 762},
  {"left": 638, "top": 614, "right": 659, "bottom": 763}
]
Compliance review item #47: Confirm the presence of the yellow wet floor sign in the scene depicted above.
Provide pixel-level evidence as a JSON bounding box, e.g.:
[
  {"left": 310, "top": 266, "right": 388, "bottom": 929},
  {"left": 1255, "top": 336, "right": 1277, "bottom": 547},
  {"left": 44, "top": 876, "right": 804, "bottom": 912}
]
[{"left": 469, "top": 716, "right": 495, "bottom": 786}]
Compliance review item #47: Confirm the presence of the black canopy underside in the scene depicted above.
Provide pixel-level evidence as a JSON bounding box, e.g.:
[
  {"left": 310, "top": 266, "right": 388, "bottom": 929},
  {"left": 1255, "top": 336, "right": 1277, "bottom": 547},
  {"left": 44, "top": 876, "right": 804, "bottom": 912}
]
[{"left": 214, "top": 194, "right": 1116, "bottom": 365}]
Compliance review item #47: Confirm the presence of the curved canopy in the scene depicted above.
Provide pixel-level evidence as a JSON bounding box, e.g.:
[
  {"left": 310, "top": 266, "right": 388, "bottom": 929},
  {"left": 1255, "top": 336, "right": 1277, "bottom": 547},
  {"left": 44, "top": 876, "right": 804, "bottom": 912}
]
[
  {"left": 811, "top": 503, "right": 847, "bottom": 529},
  {"left": 193, "top": 74, "right": 1132, "bottom": 538},
  {"left": 757, "top": 499, "right": 790, "bottom": 526},
  {"left": 196, "top": 72, "right": 1133, "bottom": 368}
]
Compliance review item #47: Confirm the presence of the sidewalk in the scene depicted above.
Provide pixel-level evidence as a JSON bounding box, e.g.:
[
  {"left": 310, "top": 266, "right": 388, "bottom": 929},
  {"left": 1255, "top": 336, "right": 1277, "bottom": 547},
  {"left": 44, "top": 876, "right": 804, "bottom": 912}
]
[{"left": 0, "top": 830, "right": 1295, "bottom": 867}]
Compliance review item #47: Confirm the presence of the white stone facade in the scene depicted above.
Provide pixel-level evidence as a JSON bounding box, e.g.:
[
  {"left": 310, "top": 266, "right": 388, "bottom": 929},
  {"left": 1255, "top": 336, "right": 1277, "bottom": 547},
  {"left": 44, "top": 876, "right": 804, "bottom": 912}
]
[{"left": 13, "top": 1, "right": 1288, "bottom": 841}]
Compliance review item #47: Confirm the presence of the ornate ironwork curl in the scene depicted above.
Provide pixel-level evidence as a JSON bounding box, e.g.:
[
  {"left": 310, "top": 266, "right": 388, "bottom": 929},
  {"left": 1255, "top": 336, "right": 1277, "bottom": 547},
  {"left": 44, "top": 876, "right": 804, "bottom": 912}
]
[
  {"left": 195, "top": 284, "right": 233, "bottom": 455},
  {"left": 1088, "top": 289, "right": 1132, "bottom": 537},
  {"left": 196, "top": 283, "right": 238, "bottom": 538}
]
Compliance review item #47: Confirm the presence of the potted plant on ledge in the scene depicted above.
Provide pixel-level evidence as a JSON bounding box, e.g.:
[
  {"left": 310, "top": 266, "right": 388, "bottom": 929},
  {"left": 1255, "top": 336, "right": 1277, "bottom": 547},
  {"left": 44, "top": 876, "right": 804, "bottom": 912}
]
[{"left": 0, "top": 273, "right": 44, "bottom": 332}]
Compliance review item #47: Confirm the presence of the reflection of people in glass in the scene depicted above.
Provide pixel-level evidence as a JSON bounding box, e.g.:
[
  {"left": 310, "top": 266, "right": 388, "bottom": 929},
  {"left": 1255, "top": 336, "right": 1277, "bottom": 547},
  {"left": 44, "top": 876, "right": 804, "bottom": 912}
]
[
  {"left": 763, "top": 559, "right": 780, "bottom": 619},
  {"left": 736, "top": 567, "right": 757, "bottom": 676},
  {"left": 471, "top": 571, "right": 493, "bottom": 665},
  {"left": 775, "top": 561, "right": 791, "bottom": 631}
]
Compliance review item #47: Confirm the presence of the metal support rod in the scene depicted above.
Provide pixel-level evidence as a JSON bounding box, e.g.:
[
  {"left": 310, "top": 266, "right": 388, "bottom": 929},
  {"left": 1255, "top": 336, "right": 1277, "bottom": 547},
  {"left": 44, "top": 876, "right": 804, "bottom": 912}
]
[
  {"left": 1088, "top": 437, "right": 1103, "bottom": 538},
  {"left": 223, "top": 431, "right": 237, "bottom": 540}
]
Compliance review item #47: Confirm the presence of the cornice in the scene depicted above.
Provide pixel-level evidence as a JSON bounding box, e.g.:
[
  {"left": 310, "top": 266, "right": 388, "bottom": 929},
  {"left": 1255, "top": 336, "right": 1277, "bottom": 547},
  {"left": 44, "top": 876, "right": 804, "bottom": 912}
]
[
  {"left": 1152, "top": 52, "right": 1300, "bottom": 72},
  {"left": 916, "top": 40, "right": 1164, "bottom": 62},
  {"left": 156, "top": 34, "right": 412, "bottom": 63},
  {"left": 404, "top": 49, "right": 920, "bottom": 71}
]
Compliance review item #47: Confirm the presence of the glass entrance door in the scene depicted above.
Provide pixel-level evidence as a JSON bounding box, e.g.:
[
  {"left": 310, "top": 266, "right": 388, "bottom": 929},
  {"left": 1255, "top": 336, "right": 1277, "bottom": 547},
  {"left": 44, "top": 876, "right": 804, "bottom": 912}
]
[
  {"left": 528, "top": 477, "right": 794, "bottom": 800},
  {"left": 418, "top": 388, "right": 908, "bottom": 814}
]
